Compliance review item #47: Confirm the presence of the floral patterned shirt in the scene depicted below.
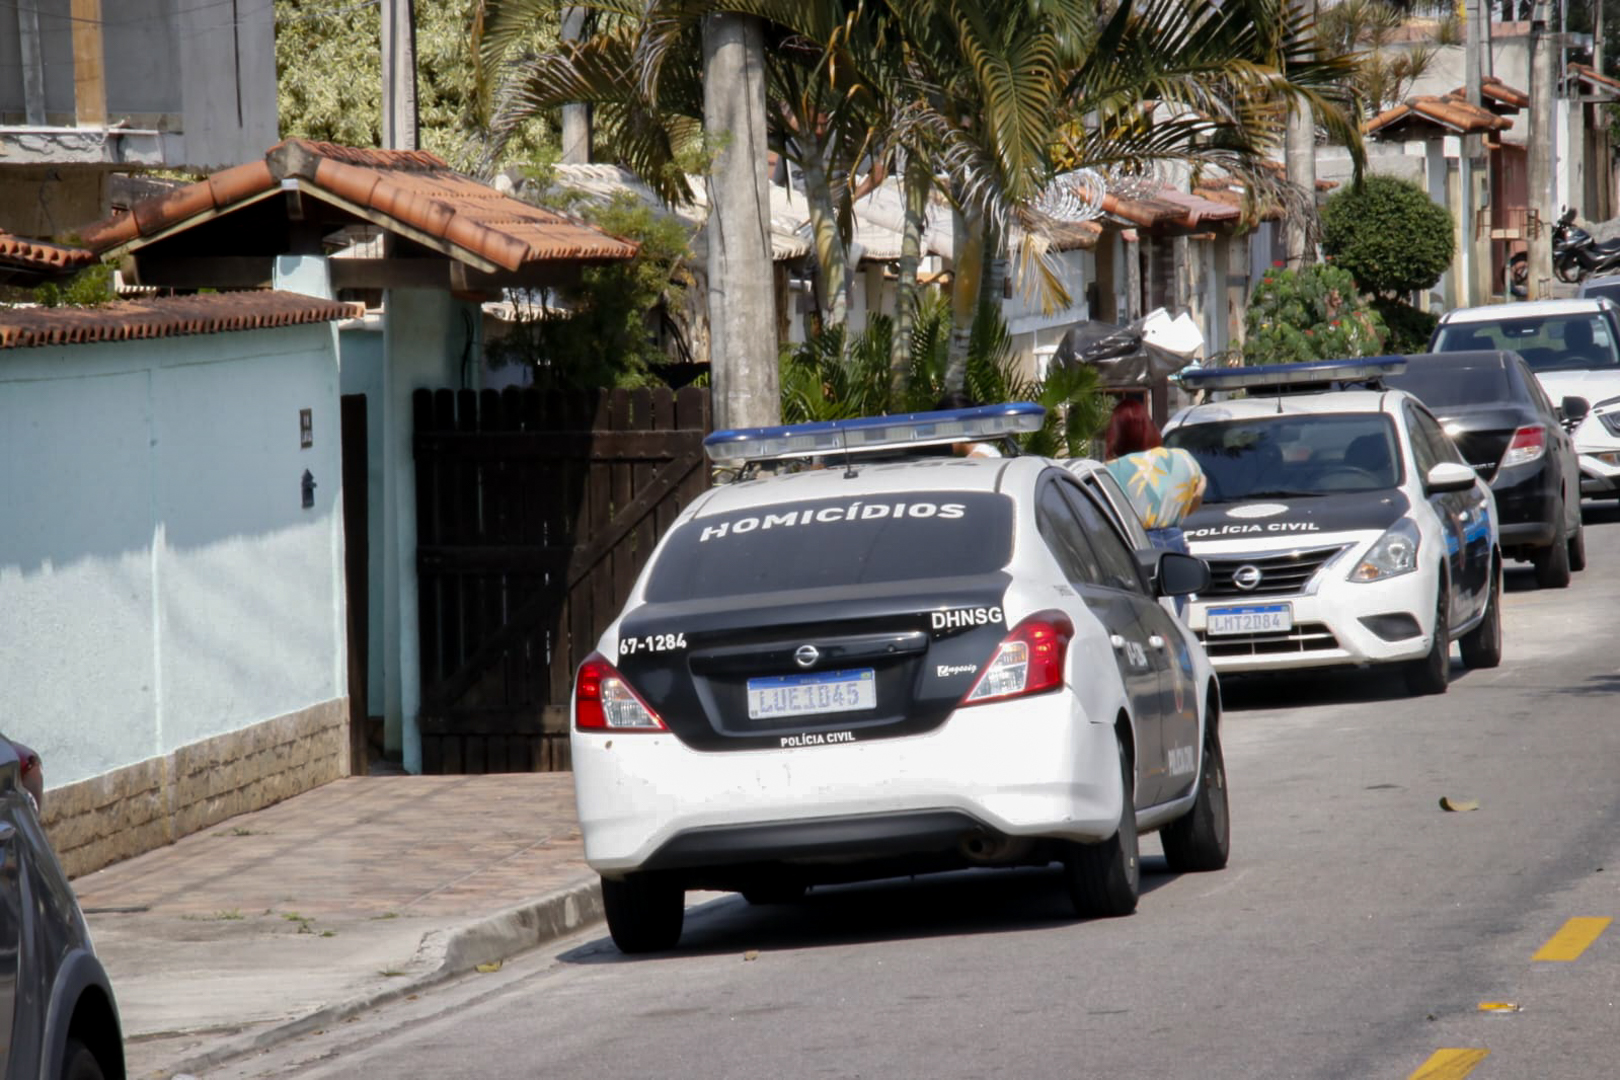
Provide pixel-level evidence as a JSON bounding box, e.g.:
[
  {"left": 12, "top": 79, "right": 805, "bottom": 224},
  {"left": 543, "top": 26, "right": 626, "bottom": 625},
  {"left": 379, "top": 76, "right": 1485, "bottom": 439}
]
[{"left": 1103, "top": 447, "right": 1206, "bottom": 529}]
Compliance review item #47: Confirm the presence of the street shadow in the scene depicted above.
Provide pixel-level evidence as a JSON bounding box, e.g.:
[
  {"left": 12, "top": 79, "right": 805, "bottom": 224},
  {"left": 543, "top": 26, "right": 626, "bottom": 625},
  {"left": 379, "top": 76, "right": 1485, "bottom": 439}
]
[
  {"left": 1545, "top": 672, "right": 1620, "bottom": 698},
  {"left": 1579, "top": 500, "right": 1620, "bottom": 527},
  {"left": 1219, "top": 660, "right": 1476, "bottom": 711},
  {"left": 558, "top": 859, "right": 1188, "bottom": 964}
]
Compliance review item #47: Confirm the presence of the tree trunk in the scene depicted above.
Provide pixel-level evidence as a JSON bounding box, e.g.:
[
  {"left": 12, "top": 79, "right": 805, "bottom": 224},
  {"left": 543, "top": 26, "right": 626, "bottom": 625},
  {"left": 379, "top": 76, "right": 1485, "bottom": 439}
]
[
  {"left": 560, "top": 7, "right": 590, "bottom": 164},
  {"left": 702, "top": 14, "right": 780, "bottom": 429},
  {"left": 801, "top": 140, "right": 848, "bottom": 331},
  {"left": 945, "top": 202, "right": 985, "bottom": 393},
  {"left": 1284, "top": 0, "right": 1317, "bottom": 268},
  {"left": 889, "top": 156, "right": 929, "bottom": 401},
  {"left": 981, "top": 216, "right": 1009, "bottom": 318}
]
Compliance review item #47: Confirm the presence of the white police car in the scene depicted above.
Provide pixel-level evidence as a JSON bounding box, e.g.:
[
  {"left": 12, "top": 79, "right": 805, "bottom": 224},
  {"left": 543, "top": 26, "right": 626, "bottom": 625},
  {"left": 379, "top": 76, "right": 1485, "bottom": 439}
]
[
  {"left": 571, "top": 404, "right": 1228, "bottom": 952},
  {"left": 1167, "top": 359, "right": 1503, "bottom": 695}
]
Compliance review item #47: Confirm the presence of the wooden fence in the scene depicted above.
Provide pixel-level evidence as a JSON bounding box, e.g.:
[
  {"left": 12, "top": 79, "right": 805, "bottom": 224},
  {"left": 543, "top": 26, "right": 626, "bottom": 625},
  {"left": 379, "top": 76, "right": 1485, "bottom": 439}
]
[{"left": 413, "top": 386, "right": 711, "bottom": 772}]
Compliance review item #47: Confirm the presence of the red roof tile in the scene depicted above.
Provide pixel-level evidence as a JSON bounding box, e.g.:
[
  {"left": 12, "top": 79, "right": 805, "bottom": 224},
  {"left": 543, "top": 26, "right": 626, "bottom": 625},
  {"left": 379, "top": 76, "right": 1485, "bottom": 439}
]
[
  {"left": 0, "top": 231, "right": 99, "bottom": 274},
  {"left": 0, "top": 291, "right": 360, "bottom": 350},
  {"left": 1570, "top": 63, "right": 1620, "bottom": 96},
  {"left": 78, "top": 139, "right": 637, "bottom": 271},
  {"left": 1366, "top": 94, "right": 1512, "bottom": 137}
]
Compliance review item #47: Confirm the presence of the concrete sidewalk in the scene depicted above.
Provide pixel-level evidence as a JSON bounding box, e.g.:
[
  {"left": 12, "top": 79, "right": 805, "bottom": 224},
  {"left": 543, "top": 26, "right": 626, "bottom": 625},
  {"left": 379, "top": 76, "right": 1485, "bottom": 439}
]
[{"left": 71, "top": 774, "right": 604, "bottom": 1080}]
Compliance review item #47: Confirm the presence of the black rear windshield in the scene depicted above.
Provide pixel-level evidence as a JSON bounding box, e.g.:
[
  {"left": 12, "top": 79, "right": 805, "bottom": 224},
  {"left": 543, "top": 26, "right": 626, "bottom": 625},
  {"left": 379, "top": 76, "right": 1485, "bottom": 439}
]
[
  {"left": 1165, "top": 413, "right": 1403, "bottom": 502},
  {"left": 1387, "top": 360, "right": 1514, "bottom": 409},
  {"left": 1432, "top": 314, "right": 1620, "bottom": 372},
  {"left": 645, "top": 492, "right": 1013, "bottom": 601}
]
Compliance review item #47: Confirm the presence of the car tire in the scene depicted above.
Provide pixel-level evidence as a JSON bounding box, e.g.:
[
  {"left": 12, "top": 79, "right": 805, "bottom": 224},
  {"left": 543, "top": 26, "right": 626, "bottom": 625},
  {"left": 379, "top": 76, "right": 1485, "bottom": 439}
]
[
  {"left": 601, "top": 872, "right": 684, "bottom": 954},
  {"left": 1533, "top": 509, "right": 1572, "bottom": 588},
  {"left": 1404, "top": 583, "right": 1450, "bottom": 696},
  {"left": 1159, "top": 719, "right": 1231, "bottom": 873},
  {"left": 1459, "top": 558, "right": 1503, "bottom": 669},
  {"left": 61, "top": 1038, "right": 105, "bottom": 1080},
  {"left": 1064, "top": 742, "right": 1140, "bottom": 918},
  {"left": 1568, "top": 516, "right": 1587, "bottom": 573}
]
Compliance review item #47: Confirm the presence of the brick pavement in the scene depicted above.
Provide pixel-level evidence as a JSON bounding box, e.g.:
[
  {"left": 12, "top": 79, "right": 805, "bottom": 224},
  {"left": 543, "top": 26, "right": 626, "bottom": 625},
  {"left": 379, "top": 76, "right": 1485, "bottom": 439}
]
[{"left": 70, "top": 774, "right": 599, "bottom": 1078}]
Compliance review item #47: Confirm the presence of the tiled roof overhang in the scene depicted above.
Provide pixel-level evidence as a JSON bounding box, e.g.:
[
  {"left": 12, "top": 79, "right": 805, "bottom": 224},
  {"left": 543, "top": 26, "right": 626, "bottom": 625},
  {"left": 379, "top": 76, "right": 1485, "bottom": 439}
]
[
  {"left": 1366, "top": 95, "right": 1512, "bottom": 137},
  {"left": 0, "top": 231, "right": 98, "bottom": 275},
  {"left": 78, "top": 139, "right": 638, "bottom": 272},
  {"left": 1569, "top": 63, "right": 1620, "bottom": 99},
  {"left": 1447, "top": 76, "right": 1530, "bottom": 113},
  {"left": 0, "top": 291, "right": 360, "bottom": 349}
]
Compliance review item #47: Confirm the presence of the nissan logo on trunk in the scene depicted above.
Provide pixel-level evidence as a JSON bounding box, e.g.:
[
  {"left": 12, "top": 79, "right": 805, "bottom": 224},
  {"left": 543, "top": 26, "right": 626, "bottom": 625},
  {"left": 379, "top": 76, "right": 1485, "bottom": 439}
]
[
  {"left": 794, "top": 645, "right": 820, "bottom": 668},
  {"left": 1232, "top": 565, "right": 1264, "bottom": 591}
]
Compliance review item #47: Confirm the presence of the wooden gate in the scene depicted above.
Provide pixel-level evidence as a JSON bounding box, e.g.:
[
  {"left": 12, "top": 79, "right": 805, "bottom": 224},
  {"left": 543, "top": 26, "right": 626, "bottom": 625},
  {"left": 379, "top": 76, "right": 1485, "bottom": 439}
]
[{"left": 413, "top": 385, "right": 711, "bottom": 772}]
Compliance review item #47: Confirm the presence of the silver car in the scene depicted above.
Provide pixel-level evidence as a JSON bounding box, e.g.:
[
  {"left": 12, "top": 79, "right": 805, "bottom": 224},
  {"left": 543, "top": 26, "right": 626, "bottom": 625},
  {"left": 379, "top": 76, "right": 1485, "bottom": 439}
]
[{"left": 1, "top": 736, "right": 125, "bottom": 1080}]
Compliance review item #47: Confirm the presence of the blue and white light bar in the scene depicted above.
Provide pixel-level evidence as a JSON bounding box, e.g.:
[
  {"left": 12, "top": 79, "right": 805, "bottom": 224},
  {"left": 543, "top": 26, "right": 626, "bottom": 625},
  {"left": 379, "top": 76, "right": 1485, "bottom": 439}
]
[
  {"left": 703, "top": 402, "right": 1046, "bottom": 462},
  {"left": 1179, "top": 356, "right": 1408, "bottom": 392}
]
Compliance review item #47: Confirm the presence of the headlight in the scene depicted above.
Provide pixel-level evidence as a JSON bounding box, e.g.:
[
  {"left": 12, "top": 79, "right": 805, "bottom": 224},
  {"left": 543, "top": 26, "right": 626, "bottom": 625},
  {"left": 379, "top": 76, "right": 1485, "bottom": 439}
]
[{"left": 1348, "top": 519, "right": 1421, "bottom": 583}]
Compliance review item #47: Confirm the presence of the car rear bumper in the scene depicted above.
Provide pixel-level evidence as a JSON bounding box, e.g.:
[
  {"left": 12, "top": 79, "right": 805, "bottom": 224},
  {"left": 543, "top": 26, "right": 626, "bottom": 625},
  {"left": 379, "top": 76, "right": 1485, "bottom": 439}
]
[
  {"left": 1490, "top": 465, "right": 1559, "bottom": 549},
  {"left": 571, "top": 694, "right": 1126, "bottom": 874},
  {"left": 1187, "top": 571, "right": 1435, "bottom": 674}
]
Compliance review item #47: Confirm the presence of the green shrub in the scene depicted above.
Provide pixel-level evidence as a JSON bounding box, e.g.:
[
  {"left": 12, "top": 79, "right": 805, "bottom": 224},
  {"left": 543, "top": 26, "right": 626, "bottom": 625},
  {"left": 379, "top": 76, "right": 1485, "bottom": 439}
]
[
  {"left": 1320, "top": 175, "right": 1454, "bottom": 297},
  {"left": 1370, "top": 297, "right": 1439, "bottom": 355},
  {"left": 781, "top": 294, "right": 1110, "bottom": 457},
  {"left": 1242, "top": 262, "right": 1387, "bottom": 365}
]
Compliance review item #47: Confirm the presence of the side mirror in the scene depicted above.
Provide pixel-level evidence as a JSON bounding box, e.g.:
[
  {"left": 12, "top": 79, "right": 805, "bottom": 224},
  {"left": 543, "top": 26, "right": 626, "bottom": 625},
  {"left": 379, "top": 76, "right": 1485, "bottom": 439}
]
[
  {"left": 1425, "top": 461, "right": 1478, "bottom": 494},
  {"left": 1561, "top": 395, "right": 1591, "bottom": 427},
  {"left": 1138, "top": 549, "right": 1211, "bottom": 597}
]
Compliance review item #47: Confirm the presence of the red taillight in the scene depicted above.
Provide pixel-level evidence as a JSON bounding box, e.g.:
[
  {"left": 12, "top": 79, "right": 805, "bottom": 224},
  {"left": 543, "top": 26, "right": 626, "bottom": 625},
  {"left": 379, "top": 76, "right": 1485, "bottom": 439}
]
[
  {"left": 574, "top": 653, "right": 667, "bottom": 732},
  {"left": 1500, "top": 424, "right": 1546, "bottom": 469},
  {"left": 961, "top": 612, "right": 1074, "bottom": 706}
]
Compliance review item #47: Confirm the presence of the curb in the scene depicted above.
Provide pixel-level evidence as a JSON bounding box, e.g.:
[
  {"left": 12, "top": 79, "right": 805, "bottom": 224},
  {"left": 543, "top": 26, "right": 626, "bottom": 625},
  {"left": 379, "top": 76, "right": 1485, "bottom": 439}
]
[{"left": 161, "top": 877, "right": 604, "bottom": 1078}]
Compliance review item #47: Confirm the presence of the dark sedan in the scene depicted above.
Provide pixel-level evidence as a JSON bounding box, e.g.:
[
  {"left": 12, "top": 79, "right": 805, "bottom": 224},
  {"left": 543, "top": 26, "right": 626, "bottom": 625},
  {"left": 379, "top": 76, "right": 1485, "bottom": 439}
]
[
  {"left": 1388, "top": 350, "right": 1586, "bottom": 588},
  {"left": 1, "top": 736, "right": 126, "bottom": 1080}
]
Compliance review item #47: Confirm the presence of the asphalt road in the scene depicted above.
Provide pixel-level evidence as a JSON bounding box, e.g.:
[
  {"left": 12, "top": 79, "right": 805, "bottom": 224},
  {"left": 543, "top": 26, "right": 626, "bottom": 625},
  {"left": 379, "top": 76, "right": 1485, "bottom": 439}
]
[{"left": 214, "top": 503, "right": 1620, "bottom": 1080}]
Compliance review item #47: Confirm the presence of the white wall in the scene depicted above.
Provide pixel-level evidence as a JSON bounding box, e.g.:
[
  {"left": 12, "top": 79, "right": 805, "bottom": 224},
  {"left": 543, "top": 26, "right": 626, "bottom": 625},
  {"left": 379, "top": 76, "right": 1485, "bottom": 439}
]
[
  {"left": 379, "top": 289, "right": 473, "bottom": 774},
  {"left": 0, "top": 325, "right": 346, "bottom": 787}
]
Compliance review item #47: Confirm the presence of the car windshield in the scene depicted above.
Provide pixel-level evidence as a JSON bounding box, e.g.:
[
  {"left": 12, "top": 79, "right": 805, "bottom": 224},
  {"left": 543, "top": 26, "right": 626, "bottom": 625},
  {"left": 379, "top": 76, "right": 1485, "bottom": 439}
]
[
  {"left": 644, "top": 491, "right": 1014, "bottom": 602},
  {"left": 1386, "top": 360, "right": 1514, "bottom": 410},
  {"left": 1164, "top": 413, "right": 1403, "bottom": 503},
  {"left": 1432, "top": 313, "right": 1620, "bottom": 372}
]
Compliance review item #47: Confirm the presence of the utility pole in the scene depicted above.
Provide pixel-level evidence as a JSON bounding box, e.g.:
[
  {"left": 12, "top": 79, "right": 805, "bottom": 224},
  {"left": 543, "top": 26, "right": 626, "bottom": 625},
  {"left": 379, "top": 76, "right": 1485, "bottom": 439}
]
[
  {"left": 560, "top": 8, "right": 590, "bottom": 164},
  {"left": 1284, "top": 0, "right": 1317, "bottom": 269},
  {"left": 1461, "top": 0, "right": 1482, "bottom": 306},
  {"left": 1528, "top": 0, "right": 1557, "bottom": 297},
  {"left": 381, "top": 0, "right": 419, "bottom": 151}
]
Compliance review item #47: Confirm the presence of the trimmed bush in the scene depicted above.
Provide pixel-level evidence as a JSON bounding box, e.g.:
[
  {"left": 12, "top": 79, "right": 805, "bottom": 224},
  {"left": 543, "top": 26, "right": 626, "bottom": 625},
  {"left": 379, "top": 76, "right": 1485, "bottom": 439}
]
[
  {"left": 1370, "top": 297, "right": 1440, "bottom": 355},
  {"left": 1320, "top": 175, "right": 1454, "bottom": 297}
]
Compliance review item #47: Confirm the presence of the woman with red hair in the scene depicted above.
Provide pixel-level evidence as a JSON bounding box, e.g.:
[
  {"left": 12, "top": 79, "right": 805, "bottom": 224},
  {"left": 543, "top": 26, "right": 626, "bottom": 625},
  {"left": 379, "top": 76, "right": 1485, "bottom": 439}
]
[{"left": 1101, "top": 396, "right": 1205, "bottom": 559}]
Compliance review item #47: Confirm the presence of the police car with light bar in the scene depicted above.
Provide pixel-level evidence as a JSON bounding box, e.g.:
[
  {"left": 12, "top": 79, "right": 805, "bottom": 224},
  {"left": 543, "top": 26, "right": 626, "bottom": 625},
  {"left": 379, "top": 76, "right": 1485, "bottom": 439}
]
[
  {"left": 571, "top": 404, "right": 1229, "bottom": 953},
  {"left": 1166, "top": 358, "right": 1503, "bottom": 693}
]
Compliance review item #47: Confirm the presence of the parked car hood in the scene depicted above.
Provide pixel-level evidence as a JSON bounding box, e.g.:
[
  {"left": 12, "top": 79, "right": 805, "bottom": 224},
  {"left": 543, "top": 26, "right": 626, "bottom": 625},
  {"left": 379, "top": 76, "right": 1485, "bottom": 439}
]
[{"left": 1534, "top": 369, "right": 1620, "bottom": 409}]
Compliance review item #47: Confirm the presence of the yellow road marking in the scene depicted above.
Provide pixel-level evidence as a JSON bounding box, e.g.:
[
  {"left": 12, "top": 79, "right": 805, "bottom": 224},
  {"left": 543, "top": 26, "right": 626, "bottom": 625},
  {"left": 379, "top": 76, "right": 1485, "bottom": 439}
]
[
  {"left": 1477, "top": 1001, "right": 1520, "bottom": 1013},
  {"left": 1409, "top": 1048, "right": 1490, "bottom": 1079},
  {"left": 1532, "top": 916, "right": 1612, "bottom": 962}
]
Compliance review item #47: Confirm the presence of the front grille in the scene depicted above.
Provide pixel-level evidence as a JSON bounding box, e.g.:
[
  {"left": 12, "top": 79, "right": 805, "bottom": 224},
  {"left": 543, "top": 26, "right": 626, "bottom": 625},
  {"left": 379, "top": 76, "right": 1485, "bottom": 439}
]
[
  {"left": 1202, "top": 545, "right": 1350, "bottom": 598},
  {"left": 1196, "top": 622, "right": 1340, "bottom": 658}
]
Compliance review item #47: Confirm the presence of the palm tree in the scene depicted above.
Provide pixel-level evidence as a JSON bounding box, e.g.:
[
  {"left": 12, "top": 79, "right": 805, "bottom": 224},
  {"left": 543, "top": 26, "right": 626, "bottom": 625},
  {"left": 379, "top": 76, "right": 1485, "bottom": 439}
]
[{"left": 477, "top": 0, "right": 1366, "bottom": 395}]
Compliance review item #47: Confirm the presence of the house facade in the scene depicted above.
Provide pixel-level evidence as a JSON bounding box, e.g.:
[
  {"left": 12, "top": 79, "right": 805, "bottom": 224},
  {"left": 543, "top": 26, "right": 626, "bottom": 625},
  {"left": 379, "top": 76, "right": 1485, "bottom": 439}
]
[
  {"left": 0, "top": 0, "right": 276, "bottom": 238},
  {"left": 1, "top": 292, "right": 357, "bottom": 877}
]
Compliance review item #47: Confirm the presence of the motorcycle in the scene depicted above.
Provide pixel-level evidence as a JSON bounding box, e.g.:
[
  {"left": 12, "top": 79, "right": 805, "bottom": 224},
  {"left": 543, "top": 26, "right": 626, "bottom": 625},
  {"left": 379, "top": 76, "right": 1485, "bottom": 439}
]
[{"left": 1551, "top": 207, "right": 1620, "bottom": 283}]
